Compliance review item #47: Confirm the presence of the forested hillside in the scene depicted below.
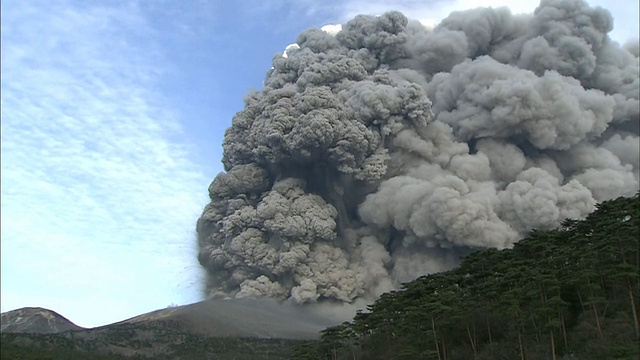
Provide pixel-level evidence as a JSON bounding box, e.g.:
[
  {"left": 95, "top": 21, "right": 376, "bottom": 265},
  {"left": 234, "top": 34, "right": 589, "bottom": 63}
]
[{"left": 295, "top": 193, "right": 639, "bottom": 360}]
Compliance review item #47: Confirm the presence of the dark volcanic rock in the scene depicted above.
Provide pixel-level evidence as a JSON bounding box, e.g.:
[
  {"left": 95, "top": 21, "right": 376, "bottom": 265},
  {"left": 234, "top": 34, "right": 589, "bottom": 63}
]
[{"left": 1, "top": 307, "right": 84, "bottom": 334}]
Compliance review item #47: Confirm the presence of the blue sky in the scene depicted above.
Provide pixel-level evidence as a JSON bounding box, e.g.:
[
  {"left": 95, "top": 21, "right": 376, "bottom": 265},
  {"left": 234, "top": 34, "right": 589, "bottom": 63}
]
[{"left": 1, "top": 0, "right": 638, "bottom": 328}]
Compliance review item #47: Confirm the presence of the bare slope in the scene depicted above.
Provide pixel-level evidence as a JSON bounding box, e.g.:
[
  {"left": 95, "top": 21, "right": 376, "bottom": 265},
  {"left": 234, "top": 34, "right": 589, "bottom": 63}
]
[
  {"left": 117, "top": 298, "right": 340, "bottom": 339},
  {"left": 1, "top": 307, "right": 84, "bottom": 334}
]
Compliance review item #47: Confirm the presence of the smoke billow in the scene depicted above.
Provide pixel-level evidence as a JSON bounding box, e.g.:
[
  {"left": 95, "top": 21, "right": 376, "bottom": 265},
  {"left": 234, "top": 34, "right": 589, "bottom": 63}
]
[{"left": 197, "top": 0, "right": 639, "bottom": 304}]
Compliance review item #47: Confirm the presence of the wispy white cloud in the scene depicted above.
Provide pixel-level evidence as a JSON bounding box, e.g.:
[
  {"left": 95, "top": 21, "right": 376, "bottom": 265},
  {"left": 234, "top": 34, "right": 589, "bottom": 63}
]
[{"left": 1, "top": 0, "right": 209, "bottom": 326}]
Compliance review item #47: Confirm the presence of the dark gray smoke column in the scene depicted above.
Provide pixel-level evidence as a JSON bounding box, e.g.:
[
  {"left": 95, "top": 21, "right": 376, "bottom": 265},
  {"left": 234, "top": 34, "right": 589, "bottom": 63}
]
[{"left": 197, "top": 0, "right": 639, "bottom": 303}]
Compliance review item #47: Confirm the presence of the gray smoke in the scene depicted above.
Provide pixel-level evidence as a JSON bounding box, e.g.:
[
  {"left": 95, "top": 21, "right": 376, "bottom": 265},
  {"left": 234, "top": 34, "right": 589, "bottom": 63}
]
[{"left": 197, "top": 0, "right": 639, "bottom": 304}]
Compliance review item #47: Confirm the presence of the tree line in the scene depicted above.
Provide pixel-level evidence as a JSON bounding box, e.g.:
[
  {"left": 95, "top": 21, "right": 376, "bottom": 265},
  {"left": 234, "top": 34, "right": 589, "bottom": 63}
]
[{"left": 293, "top": 193, "right": 639, "bottom": 360}]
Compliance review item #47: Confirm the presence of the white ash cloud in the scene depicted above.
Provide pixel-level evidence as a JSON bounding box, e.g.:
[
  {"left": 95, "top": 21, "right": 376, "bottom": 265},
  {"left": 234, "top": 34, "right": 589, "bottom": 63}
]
[{"left": 197, "top": 0, "right": 639, "bottom": 304}]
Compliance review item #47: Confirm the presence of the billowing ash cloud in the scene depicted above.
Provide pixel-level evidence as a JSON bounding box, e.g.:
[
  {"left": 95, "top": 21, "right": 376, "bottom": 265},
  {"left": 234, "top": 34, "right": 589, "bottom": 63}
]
[{"left": 197, "top": 0, "right": 639, "bottom": 304}]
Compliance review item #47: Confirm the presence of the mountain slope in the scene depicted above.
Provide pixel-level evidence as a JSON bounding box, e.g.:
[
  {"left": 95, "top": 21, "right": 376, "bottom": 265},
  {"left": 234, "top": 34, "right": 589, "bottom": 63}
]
[
  {"left": 1, "top": 299, "right": 340, "bottom": 359},
  {"left": 1, "top": 307, "right": 84, "bottom": 334},
  {"left": 116, "top": 298, "right": 338, "bottom": 339}
]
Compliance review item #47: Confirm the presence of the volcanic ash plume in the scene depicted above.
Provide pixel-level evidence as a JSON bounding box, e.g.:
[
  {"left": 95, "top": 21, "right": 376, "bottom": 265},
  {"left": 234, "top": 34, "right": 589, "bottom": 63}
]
[{"left": 197, "top": 0, "right": 639, "bottom": 303}]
